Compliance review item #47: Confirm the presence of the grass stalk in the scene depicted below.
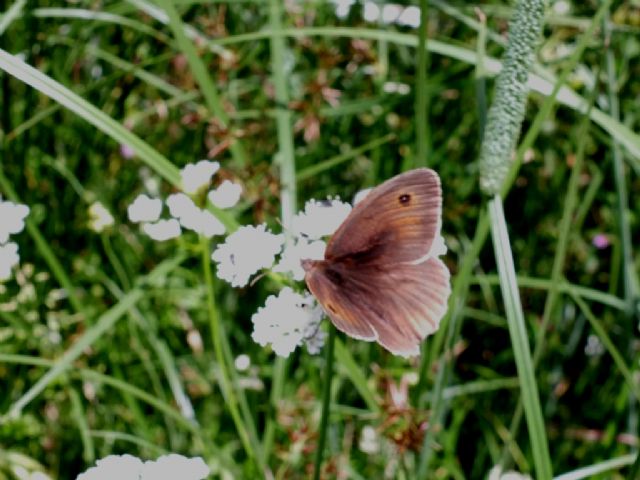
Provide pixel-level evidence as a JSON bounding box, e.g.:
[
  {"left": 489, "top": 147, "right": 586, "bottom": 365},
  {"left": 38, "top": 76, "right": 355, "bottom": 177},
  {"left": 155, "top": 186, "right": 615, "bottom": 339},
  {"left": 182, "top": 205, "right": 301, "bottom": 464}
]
[{"left": 603, "top": 10, "right": 639, "bottom": 314}]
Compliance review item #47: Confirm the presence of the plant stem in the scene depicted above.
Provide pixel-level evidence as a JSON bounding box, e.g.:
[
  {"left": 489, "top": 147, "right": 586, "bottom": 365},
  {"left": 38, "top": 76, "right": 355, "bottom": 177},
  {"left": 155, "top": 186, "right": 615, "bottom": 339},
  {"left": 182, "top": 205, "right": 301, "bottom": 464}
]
[
  {"left": 313, "top": 325, "right": 336, "bottom": 480},
  {"left": 200, "top": 237, "right": 260, "bottom": 469}
]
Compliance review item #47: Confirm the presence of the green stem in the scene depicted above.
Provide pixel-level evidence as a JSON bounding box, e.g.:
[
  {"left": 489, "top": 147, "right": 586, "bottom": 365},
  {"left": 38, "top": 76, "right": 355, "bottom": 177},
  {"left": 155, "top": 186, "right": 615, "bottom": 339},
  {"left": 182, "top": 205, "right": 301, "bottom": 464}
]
[
  {"left": 200, "top": 237, "right": 259, "bottom": 468},
  {"left": 603, "top": 10, "right": 638, "bottom": 313},
  {"left": 313, "top": 324, "right": 336, "bottom": 480},
  {"left": 269, "top": 0, "right": 296, "bottom": 241},
  {"left": 415, "top": 0, "right": 430, "bottom": 166}
]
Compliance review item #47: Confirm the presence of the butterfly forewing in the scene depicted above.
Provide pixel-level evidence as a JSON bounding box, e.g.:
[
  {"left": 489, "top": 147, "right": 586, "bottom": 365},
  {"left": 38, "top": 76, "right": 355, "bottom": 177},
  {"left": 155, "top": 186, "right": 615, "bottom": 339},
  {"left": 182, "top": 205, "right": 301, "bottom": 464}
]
[{"left": 325, "top": 168, "right": 442, "bottom": 265}]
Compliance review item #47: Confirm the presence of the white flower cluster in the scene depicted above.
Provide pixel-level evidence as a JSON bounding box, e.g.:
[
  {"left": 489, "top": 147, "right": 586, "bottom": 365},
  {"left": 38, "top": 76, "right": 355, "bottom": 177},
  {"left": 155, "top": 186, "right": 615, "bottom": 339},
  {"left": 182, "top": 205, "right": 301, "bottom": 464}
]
[
  {"left": 88, "top": 202, "right": 115, "bottom": 233},
  {"left": 210, "top": 197, "right": 353, "bottom": 358},
  {"left": 127, "top": 160, "right": 241, "bottom": 241},
  {"left": 76, "top": 454, "right": 209, "bottom": 480},
  {"left": 0, "top": 197, "right": 30, "bottom": 281},
  {"left": 331, "top": 0, "right": 421, "bottom": 28},
  {"left": 211, "top": 197, "right": 351, "bottom": 288},
  {"left": 251, "top": 287, "right": 326, "bottom": 357}
]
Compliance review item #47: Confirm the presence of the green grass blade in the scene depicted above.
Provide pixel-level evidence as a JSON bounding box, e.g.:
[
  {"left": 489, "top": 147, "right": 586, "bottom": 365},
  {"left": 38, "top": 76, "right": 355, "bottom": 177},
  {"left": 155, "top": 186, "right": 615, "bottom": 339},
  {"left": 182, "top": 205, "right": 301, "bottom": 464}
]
[
  {"left": 489, "top": 196, "right": 552, "bottom": 479},
  {"left": 0, "top": 0, "right": 26, "bottom": 35},
  {"left": 552, "top": 454, "right": 635, "bottom": 480}
]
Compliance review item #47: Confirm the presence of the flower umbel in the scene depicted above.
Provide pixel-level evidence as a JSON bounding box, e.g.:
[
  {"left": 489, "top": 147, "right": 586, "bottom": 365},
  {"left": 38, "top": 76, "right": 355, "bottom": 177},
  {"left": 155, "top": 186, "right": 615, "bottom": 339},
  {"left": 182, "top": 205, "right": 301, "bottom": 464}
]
[
  {"left": 292, "top": 198, "right": 352, "bottom": 240},
  {"left": 0, "top": 198, "right": 30, "bottom": 244},
  {"left": 77, "top": 454, "right": 210, "bottom": 480},
  {"left": 166, "top": 193, "right": 225, "bottom": 238},
  {"left": 0, "top": 243, "right": 20, "bottom": 281},
  {"left": 212, "top": 224, "right": 284, "bottom": 287},
  {"left": 274, "top": 238, "right": 326, "bottom": 281},
  {"left": 251, "top": 287, "right": 325, "bottom": 357},
  {"left": 0, "top": 198, "right": 30, "bottom": 281}
]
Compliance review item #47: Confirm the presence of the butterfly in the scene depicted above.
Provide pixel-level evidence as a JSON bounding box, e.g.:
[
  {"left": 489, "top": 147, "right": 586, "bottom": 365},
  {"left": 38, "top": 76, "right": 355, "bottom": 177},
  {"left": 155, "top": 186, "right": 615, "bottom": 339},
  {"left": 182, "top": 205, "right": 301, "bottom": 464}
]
[{"left": 301, "top": 168, "right": 451, "bottom": 357}]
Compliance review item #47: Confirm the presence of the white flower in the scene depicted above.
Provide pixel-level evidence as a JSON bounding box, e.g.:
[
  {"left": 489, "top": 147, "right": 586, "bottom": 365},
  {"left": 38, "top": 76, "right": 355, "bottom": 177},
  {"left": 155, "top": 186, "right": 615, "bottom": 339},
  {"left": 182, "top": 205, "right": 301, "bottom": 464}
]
[
  {"left": 0, "top": 199, "right": 29, "bottom": 244},
  {"left": 77, "top": 454, "right": 143, "bottom": 480},
  {"left": 88, "top": 202, "right": 114, "bottom": 232},
  {"left": 353, "top": 188, "right": 372, "bottom": 205},
  {"left": 383, "top": 81, "right": 411, "bottom": 95},
  {"left": 304, "top": 325, "right": 326, "bottom": 355},
  {"left": 166, "top": 193, "right": 198, "bottom": 219},
  {"left": 198, "top": 210, "right": 226, "bottom": 237},
  {"left": 363, "top": 1, "right": 380, "bottom": 22},
  {"left": 207, "top": 180, "right": 242, "bottom": 209},
  {"left": 0, "top": 242, "right": 20, "bottom": 281},
  {"left": 142, "top": 219, "right": 182, "bottom": 241},
  {"left": 274, "top": 238, "right": 326, "bottom": 280},
  {"left": 397, "top": 6, "right": 421, "bottom": 27},
  {"left": 251, "top": 287, "right": 324, "bottom": 357},
  {"left": 141, "top": 454, "right": 209, "bottom": 480},
  {"left": 488, "top": 466, "right": 532, "bottom": 480},
  {"left": 167, "top": 193, "right": 225, "bottom": 237},
  {"left": 429, "top": 235, "right": 447, "bottom": 257},
  {"left": 359, "top": 425, "right": 380, "bottom": 454},
  {"left": 381, "top": 3, "right": 402, "bottom": 24},
  {"left": 180, "top": 160, "right": 220, "bottom": 194},
  {"left": 128, "top": 194, "right": 162, "bottom": 223},
  {"left": 211, "top": 224, "right": 284, "bottom": 287},
  {"left": 234, "top": 354, "right": 251, "bottom": 371},
  {"left": 292, "top": 198, "right": 352, "bottom": 240},
  {"left": 76, "top": 454, "right": 209, "bottom": 480},
  {"left": 332, "top": 0, "right": 355, "bottom": 18},
  {"left": 552, "top": 0, "right": 570, "bottom": 15}
]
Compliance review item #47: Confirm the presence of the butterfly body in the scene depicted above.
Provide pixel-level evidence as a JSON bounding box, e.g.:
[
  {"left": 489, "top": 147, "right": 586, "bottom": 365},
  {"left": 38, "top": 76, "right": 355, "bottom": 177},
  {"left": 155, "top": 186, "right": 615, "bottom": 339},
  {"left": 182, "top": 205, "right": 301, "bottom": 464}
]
[{"left": 302, "top": 168, "right": 451, "bottom": 357}]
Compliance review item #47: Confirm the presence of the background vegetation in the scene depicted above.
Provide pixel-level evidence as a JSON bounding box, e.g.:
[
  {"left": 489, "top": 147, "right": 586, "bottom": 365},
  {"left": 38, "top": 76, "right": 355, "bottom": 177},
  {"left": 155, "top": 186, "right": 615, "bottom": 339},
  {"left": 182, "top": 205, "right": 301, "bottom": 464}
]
[{"left": 1, "top": 0, "right": 639, "bottom": 478}]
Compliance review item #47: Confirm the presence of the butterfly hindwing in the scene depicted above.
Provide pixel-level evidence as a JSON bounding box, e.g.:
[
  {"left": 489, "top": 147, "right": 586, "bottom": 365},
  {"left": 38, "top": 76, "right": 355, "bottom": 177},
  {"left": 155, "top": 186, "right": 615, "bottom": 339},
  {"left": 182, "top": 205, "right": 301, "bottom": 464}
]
[{"left": 306, "top": 256, "right": 450, "bottom": 357}]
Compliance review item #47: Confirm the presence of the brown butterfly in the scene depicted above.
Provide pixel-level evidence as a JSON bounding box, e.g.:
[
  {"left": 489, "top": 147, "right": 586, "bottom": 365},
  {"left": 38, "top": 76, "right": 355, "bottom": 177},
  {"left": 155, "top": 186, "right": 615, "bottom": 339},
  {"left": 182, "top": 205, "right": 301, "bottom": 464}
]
[{"left": 301, "top": 168, "right": 451, "bottom": 357}]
